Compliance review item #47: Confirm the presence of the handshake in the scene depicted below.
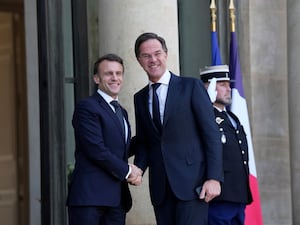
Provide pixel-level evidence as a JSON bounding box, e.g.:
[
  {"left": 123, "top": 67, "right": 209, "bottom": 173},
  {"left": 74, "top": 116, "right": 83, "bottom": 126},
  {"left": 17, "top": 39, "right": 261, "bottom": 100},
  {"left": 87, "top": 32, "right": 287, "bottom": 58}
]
[{"left": 126, "top": 163, "right": 143, "bottom": 186}]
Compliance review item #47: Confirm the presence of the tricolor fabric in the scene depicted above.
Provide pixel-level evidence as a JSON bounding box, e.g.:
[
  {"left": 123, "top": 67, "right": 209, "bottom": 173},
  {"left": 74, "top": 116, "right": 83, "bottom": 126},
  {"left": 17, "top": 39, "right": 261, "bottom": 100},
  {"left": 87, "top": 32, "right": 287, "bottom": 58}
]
[
  {"left": 211, "top": 31, "right": 222, "bottom": 65},
  {"left": 229, "top": 31, "right": 263, "bottom": 225}
]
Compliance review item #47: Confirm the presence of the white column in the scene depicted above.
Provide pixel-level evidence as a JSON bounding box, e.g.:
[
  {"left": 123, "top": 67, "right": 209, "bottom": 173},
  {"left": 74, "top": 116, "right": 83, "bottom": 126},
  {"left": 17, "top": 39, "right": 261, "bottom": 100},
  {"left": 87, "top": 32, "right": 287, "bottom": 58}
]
[{"left": 98, "top": 0, "right": 179, "bottom": 121}]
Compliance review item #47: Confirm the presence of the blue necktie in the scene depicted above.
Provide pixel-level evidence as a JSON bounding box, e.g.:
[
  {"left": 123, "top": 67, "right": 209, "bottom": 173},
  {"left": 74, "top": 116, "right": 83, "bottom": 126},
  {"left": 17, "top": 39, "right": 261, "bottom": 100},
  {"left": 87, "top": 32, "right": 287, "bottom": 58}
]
[
  {"left": 152, "top": 83, "right": 162, "bottom": 132},
  {"left": 110, "top": 100, "right": 125, "bottom": 135}
]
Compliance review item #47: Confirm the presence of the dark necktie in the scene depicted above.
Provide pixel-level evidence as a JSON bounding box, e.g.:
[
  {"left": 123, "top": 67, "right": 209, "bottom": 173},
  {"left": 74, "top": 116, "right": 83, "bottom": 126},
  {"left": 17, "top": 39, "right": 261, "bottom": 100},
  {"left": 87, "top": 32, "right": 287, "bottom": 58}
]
[
  {"left": 221, "top": 110, "right": 229, "bottom": 118},
  {"left": 152, "top": 83, "right": 162, "bottom": 132},
  {"left": 222, "top": 110, "right": 236, "bottom": 128},
  {"left": 110, "top": 100, "right": 125, "bottom": 135}
]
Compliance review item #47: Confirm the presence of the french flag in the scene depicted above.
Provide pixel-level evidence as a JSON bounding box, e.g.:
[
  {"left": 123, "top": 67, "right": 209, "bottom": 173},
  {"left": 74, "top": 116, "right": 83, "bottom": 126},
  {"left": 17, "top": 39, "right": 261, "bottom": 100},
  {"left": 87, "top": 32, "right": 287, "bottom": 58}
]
[
  {"left": 211, "top": 30, "right": 222, "bottom": 66},
  {"left": 229, "top": 31, "right": 263, "bottom": 225}
]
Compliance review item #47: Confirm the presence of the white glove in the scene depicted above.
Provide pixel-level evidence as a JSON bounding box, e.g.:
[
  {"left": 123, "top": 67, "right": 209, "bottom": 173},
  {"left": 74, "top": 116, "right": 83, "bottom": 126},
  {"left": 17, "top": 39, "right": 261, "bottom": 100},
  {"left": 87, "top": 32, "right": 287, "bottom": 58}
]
[{"left": 207, "top": 78, "right": 217, "bottom": 103}]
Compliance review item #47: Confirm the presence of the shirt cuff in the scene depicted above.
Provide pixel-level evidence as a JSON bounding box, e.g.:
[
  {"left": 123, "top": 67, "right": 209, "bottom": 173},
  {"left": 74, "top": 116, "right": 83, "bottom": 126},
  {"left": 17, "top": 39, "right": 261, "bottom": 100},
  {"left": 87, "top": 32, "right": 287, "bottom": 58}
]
[{"left": 125, "top": 165, "right": 131, "bottom": 179}]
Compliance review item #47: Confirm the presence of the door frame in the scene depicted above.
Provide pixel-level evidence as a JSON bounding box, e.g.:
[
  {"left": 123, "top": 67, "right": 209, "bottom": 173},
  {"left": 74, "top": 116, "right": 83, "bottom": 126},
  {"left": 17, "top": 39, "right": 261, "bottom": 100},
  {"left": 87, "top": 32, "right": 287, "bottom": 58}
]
[{"left": 0, "top": 1, "right": 28, "bottom": 225}]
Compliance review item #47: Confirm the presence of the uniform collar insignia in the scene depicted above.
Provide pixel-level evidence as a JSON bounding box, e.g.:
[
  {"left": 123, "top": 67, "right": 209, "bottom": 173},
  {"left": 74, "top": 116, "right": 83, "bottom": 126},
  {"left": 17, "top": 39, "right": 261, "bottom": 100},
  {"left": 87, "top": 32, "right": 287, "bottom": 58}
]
[{"left": 216, "top": 117, "right": 224, "bottom": 125}]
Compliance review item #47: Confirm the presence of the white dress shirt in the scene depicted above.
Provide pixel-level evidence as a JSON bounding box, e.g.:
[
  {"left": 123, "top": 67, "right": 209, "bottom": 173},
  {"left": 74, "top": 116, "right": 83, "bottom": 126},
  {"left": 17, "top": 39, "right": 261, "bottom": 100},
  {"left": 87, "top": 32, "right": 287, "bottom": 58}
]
[
  {"left": 97, "top": 89, "right": 129, "bottom": 141},
  {"left": 148, "top": 70, "right": 171, "bottom": 124}
]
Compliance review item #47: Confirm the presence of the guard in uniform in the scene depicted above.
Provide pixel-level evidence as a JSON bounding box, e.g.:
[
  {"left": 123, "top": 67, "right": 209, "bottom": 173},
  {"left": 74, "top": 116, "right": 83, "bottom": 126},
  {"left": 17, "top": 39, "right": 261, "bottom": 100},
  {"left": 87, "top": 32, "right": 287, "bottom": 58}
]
[{"left": 200, "top": 65, "right": 253, "bottom": 225}]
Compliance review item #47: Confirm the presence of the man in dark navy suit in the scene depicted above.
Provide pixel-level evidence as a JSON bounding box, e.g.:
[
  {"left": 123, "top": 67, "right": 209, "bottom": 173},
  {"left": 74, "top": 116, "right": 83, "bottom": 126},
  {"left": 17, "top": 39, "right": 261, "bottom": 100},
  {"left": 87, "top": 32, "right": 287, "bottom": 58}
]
[
  {"left": 67, "top": 54, "right": 142, "bottom": 225},
  {"left": 132, "top": 32, "right": 223, "bottom": 225},
  {"left": 200, "top": 65, "right": 253, "bottom": 225}
]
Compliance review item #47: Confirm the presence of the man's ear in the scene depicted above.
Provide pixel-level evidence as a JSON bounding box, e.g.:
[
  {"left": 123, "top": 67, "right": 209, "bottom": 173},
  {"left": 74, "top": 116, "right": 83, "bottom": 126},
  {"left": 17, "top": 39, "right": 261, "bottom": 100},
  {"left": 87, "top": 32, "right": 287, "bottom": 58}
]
[{"left": 93, "top": 74, "right": 100, "bottom": 84}]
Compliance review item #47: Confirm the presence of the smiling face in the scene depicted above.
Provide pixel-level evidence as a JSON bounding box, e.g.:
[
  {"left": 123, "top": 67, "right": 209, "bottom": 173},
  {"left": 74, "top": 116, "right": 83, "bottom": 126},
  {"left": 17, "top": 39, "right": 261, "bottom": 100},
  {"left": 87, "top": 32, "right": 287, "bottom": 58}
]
[
  {"left": 137, "top": 39, "right": 168, "bottom": 83},
  {"left": 93, "top": 60, "right": 124, "bottom": 99}
]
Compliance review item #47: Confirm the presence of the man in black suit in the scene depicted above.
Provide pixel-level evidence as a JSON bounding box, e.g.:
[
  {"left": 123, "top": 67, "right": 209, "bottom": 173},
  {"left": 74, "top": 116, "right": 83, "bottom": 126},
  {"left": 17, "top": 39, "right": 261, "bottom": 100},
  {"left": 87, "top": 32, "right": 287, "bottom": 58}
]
[
  {"left": 200, "top": 65, "right": 253, "bottom": 225},
  {"left": 132, "top": 32, "right": 223, "bottom": 225},
  {"left": 66, "top": 54, "right": 142, "bottom": 225}
]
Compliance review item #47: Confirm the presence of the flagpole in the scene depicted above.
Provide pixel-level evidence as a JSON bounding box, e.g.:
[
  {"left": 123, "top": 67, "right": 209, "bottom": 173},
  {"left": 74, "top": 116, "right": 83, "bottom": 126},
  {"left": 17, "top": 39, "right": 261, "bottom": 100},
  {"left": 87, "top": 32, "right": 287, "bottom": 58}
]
[
  {"left": 210, "top": 0, "right": 217, "bottom": 32},
  {"left": 228, "top": 1, "right": 263, "bottom": 224},
  {"left": 210, "top": 0, "right": 222, "bottom": 65},
  {"left": 229, "top": 0, "right": 235, "bottom": 32}
]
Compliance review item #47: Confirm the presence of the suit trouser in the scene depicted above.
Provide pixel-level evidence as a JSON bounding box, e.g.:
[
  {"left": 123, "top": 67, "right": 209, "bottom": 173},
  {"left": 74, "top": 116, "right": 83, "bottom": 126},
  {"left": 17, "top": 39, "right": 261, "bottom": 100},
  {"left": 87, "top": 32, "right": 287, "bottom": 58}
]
[
  {"left": 153, "top": 180, "right": 208, "bottom": 225},
  {"left": 208, "top": 202, "right": 246, "bottom": 225},
  {"left": 68, "top": 205, "right": 126, "bottom": 225}
]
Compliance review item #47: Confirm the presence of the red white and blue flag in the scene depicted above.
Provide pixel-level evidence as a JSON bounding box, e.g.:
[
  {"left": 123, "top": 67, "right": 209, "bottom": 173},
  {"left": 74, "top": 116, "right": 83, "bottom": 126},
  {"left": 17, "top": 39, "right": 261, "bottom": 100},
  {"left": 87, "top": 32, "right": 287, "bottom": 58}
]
[
  {"left": 211, "top": 30, "right": 222, "bottom": 65},
  {"left": 229, "top": 31, "right": 263, "bottom": 225}
]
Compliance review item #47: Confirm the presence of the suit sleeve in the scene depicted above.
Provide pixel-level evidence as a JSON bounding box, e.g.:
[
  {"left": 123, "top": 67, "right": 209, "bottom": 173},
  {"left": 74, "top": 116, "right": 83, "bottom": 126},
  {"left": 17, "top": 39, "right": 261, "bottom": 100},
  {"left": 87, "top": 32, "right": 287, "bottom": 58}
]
[
  {"left": 132, "top": 94, "right": 149, "bottom": 172},
  {"left": 192, "top": 80, "right": 224, "bottom": 182}
]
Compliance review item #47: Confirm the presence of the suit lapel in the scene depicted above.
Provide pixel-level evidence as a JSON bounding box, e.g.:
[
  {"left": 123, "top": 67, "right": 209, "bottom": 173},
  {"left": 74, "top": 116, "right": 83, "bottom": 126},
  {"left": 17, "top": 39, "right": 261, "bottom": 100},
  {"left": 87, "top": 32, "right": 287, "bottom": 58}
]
[
  {"left": 141, "top": 85, "right": 158, "bottom": 127},
  {"left": 163, "top": 74, "right": 181, "bottom": 126},
  {"left": 93, "top": 93, "right": 127, "bottom": 140},
  {"left": 227, "top": 111, "right": 240, "bottom": 125},
  {"left": 138, "top": 75, "right": 181, "bottom": 134},
  {"left": 227, "top": 110, "right": 242, "bottom": 130}
]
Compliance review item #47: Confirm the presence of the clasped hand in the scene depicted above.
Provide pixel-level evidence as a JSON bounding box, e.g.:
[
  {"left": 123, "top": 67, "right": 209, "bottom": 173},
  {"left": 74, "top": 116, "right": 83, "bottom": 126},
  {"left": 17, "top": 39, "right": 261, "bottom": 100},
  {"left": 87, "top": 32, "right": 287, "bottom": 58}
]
[{"left": 126, "top": 163, "right": 143, "bottom": 186}]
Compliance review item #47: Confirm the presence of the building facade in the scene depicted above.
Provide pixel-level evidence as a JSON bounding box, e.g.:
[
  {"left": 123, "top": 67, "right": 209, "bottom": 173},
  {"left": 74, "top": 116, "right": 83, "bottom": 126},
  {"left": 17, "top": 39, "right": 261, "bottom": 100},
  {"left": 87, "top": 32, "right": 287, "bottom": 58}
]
[{"left": 0, "top": 0, "right": 299, "bottom": 225}]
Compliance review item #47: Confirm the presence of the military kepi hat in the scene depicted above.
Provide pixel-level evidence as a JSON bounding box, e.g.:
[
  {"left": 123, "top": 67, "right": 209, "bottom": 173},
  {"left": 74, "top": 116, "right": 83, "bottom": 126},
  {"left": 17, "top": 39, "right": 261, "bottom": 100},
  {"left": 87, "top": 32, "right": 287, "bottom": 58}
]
[{"left": 199, "top": 64, "right": 234, "bottom": 83}]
